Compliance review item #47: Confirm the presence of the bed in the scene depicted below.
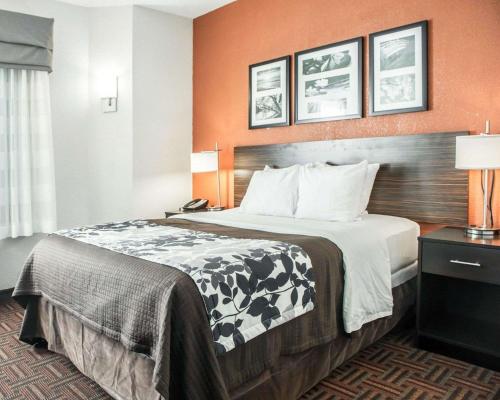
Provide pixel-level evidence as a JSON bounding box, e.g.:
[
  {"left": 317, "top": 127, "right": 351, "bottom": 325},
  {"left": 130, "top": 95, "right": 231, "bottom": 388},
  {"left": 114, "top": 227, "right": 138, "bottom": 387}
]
[{"left": 13, "top": 132, "right": 468, "bottom": 400}]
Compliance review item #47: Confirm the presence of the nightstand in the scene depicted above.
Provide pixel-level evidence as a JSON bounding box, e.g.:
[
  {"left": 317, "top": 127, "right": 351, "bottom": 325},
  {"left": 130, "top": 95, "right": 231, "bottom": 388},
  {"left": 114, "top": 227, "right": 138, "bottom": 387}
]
[
  {"left": 164, "top": 209, "right": 208, "bottom": 218},
  {"left": 417, "top": 227, "right": 500, "bottom": 370}
]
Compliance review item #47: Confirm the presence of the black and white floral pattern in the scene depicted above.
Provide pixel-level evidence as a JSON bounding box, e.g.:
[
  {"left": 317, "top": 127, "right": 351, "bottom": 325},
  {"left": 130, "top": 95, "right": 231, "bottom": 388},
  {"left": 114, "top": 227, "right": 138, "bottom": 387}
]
[{"left": 56, "top": 220, "right": 315, "bottom": 353}]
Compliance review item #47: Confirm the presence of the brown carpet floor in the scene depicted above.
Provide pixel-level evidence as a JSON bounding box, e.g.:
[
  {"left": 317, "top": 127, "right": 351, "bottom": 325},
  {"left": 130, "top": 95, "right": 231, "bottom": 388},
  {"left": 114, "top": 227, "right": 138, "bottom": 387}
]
[{"left": 1, "top": 299, "right": 499, "bottom": 400}]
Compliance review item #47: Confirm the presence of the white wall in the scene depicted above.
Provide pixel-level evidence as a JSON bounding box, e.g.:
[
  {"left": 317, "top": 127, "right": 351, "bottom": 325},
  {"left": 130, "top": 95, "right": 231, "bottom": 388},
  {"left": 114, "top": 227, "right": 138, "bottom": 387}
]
[
  {"left": 86, "top": 5, "right": 193, "bottom": 222},
  {"left": 0, "top": 2, "right": 193, "bottom": 290},
  {"left": 88, "top": 6, "right": 134, "bottom": 223},
  {"left": 0, "top": 0, "right": 91, "bottom": 290},
  {"left": 0, "top": 0, "right": 192, "bottom": 290},
  {"left": 132, "top": 6, "right": 192, "bottom": 218}
]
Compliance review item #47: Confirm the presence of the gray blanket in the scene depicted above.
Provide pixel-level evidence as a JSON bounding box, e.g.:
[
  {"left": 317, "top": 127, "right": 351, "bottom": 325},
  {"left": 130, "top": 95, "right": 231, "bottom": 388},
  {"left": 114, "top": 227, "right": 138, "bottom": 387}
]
[
  {"left": 53, "top": 220, "right": 316, "bottom": 354},
  {"left": 14, "top": 219, "right": 344, "bottom": 400}
]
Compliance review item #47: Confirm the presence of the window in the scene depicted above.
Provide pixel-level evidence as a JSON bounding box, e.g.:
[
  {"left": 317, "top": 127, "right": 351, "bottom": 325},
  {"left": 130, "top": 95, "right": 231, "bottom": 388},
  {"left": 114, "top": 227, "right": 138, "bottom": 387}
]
[{"left": 0, "top": 68, "right": 56, "bottom": 239}]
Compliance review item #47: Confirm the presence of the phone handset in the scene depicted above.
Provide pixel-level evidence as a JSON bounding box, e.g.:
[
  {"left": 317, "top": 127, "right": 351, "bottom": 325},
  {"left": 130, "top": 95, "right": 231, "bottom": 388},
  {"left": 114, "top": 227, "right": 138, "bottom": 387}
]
[{"left": 180, "top": 198, "right": 208, "bottom": 211}]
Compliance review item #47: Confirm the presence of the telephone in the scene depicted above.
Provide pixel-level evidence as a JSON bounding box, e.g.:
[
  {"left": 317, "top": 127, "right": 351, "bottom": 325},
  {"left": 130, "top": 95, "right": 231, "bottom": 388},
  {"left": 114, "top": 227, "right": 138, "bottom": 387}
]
[{"left": 181, "top": 198, "right": 209, "bottom": 212}]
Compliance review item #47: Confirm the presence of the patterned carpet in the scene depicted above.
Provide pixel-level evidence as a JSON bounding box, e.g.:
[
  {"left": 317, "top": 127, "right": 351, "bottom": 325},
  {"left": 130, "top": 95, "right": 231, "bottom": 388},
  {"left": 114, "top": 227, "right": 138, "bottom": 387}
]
[{"left": 1, "top": 299, "right": 499, "bottom": 400}]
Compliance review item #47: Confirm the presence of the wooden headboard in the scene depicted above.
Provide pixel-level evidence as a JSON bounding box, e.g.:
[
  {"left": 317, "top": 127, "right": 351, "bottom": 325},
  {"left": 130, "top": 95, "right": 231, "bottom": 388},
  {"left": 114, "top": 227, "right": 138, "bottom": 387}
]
[{"left": 234, "top": 132, "right": 469, "bottom": 226}]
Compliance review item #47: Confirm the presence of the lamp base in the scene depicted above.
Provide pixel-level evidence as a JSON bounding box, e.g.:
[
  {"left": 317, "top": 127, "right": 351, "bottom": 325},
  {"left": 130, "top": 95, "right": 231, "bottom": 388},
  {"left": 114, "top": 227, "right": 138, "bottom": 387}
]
[
  {"left": 207, "top": 206, "right": 225, "bottom": 212},
  {"left": 464, "top": 225, "right": 500, "bottom": 239}
]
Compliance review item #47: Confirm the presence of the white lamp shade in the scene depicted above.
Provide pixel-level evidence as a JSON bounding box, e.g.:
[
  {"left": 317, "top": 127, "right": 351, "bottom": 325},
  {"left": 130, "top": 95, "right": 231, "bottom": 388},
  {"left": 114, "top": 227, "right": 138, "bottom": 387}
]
[
  {"left": 191, "top": 151, "right": 218, "bottom": 173},
  {"left": 99, "top": 75, "right": 118, "bottom": 98},
  {"left": 456, "top": 135, "right": 500, "bottom": 170}
]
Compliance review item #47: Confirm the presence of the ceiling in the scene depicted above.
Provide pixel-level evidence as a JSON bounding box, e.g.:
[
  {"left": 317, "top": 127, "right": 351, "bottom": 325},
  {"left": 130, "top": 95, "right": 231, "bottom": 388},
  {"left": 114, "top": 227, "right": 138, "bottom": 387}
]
[{"left": 57, "top": 0, "right": 236, "bottom": 18}]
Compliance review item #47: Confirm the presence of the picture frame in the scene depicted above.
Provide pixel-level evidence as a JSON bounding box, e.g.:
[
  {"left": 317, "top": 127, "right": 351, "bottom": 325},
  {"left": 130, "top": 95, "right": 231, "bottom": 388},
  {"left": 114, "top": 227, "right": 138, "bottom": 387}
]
[
  {"left": 248, "top": 56, "right": 290, "bottom": 129},
  {"left": 294, "top": 37, "right": 363, "bottom": 124},
  {"left": 369, "top": 20, "right": 428, "bottom": 116}
]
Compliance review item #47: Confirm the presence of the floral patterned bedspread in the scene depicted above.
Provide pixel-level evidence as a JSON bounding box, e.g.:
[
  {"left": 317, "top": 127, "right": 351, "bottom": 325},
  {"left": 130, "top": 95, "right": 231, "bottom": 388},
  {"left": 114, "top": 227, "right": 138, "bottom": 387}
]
[{"left": 56, "top": 220, "right": 315, "bottom": 353}]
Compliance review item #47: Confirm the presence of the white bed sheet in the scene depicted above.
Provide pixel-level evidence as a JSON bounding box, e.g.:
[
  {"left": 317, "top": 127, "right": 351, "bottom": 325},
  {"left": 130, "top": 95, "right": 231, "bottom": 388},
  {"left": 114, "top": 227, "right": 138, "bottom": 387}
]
[{"left": 171, "top": 209, "right": 419, "bottom": 333}]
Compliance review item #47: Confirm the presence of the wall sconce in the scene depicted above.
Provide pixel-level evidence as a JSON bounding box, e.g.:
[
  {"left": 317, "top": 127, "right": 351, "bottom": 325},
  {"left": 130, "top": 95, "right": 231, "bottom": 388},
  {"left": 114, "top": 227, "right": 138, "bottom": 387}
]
[{"left": 100, "top": 75, "right": 118, "bottom": 113}]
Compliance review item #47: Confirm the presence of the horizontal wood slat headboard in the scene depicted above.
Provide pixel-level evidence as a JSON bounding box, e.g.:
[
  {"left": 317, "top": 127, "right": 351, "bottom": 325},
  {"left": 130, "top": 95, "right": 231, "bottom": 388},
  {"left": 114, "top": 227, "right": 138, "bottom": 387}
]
[{"left": 234, "top": 132, "right": 469, "bottom": 226}]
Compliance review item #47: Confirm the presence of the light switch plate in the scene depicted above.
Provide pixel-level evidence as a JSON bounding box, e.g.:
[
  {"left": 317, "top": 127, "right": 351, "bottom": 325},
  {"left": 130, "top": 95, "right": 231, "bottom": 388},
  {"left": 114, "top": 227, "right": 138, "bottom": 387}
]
[{"left": 102, "top": 98, "right": 117, "bottom": 113}]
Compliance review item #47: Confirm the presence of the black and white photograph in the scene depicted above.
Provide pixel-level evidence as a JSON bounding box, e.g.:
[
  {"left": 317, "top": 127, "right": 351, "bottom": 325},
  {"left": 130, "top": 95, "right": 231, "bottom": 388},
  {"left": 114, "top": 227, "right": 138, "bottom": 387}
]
[
  {"left": 302, "top": 50, "right": 352, "bottom": 75},
  {"left": 255, "top": 94, "right": 283, "bottom": 120},
  {"left": 295, "top": 37, "right": 363, "bottom": 124},
  {"left": 380, "top": 36, "right": 415, "bottom": 71},
  {"left": 249, "top": 56, "right": 290, "bottom": 129},
  {"left": 304, "top": 75, "right": 350, "bottom": 115},
  {"left": 379, "top": 74, "right": 415, "bottom": 105},
  {"left": 256, "top": 67, "right": 281, "bottom": 91},
  {"left": 370, "top": 21, "right": 427, "bottom": 115}
]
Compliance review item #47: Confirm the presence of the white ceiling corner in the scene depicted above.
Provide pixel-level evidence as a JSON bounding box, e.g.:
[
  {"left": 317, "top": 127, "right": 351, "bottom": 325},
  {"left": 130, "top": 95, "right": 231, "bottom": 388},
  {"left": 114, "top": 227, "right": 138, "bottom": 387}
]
[{"left": 56, "top": 0, "right": 236, "bottom": 19}]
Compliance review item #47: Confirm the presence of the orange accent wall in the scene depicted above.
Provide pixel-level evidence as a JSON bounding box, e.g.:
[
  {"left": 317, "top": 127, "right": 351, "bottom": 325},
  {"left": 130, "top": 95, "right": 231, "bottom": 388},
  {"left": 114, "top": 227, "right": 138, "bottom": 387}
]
[{"left": 193, "top": 0, "right": 500, "bottom": 225}]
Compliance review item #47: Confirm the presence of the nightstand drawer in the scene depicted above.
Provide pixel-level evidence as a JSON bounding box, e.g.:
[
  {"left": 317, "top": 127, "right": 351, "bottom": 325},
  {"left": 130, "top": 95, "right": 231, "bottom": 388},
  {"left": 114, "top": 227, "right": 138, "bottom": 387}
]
[{"left": 421, "top": 242, "right": 500, "bottom": 285}]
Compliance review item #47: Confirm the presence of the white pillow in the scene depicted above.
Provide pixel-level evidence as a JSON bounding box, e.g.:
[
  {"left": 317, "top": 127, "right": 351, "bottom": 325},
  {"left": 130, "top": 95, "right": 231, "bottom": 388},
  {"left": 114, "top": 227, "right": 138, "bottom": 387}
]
[
  {"left": 263, "top": 164, "right": 299, "bottom": 171},
  {"left": 240, "top": 165, "right": 300, "bottom": 217},
  {"left": 295, "top": 161, "right": 368, "bottom": 221},
  {"left": 303, "top": 161, "right": 327, "bottom": 168},
  {"left": 359, "top": 163, "right": 380, "bottom": 214},
  {"left": 299, "top": 161, "right": 379, "bottom": 215}
]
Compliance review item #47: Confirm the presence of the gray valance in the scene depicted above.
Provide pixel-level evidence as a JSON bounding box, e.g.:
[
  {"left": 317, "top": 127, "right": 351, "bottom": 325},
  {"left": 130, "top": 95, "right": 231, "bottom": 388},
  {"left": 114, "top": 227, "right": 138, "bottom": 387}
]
[{"left": 0, "top": 9, "right": 54, "bottom": 72}]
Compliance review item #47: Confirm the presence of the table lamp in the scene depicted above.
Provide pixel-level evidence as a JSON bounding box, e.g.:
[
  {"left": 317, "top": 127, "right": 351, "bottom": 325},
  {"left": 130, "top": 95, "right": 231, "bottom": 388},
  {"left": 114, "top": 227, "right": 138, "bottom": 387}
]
[
  {"left": 191, "top": 142, "right": 224, "bottom": 211},
  {"left": 456, "top": 121, "right": 500, "bottom": 238}
]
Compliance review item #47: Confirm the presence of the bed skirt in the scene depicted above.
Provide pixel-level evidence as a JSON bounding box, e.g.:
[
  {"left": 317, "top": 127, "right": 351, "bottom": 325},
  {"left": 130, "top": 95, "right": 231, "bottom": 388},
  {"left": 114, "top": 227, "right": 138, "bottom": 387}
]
[{"left": 25, "top": 278, "right": 415, "bottom": 400}]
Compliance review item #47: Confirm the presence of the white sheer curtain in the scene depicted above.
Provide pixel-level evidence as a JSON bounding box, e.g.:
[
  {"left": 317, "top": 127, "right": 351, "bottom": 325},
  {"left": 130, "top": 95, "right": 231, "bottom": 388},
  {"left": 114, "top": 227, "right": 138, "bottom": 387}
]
[{"left": 0, "top": 68, "right": 56, "bottom": 239}]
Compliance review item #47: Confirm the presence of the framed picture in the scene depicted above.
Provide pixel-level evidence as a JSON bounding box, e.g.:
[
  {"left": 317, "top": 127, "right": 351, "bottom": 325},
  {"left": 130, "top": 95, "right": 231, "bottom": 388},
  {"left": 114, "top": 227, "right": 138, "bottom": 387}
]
[
  {"left": 295, "top": 37, "right": 363, "bottom": 124},
  {"left": 249, "top": 56, "right": 290, "bottom": 129},
  {"left": 369, "top": 20, "right": 428, "bottom": 116}
]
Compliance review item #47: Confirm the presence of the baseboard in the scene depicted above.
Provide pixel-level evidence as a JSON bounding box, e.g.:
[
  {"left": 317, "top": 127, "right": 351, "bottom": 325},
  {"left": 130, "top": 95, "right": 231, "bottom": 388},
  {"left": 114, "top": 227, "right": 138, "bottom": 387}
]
[{"left": 0, "top": 288, "right": 14, "bottom": 302}]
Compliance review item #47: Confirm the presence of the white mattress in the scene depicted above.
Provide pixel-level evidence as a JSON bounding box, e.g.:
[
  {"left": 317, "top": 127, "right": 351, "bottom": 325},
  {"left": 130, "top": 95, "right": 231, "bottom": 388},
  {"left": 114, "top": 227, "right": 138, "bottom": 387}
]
[
  {"left": 172, "top": 209, "right": 419, "bottom": 333},
  {"left": 391, "top": 260, "right": 417, "bottom": 288}
]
